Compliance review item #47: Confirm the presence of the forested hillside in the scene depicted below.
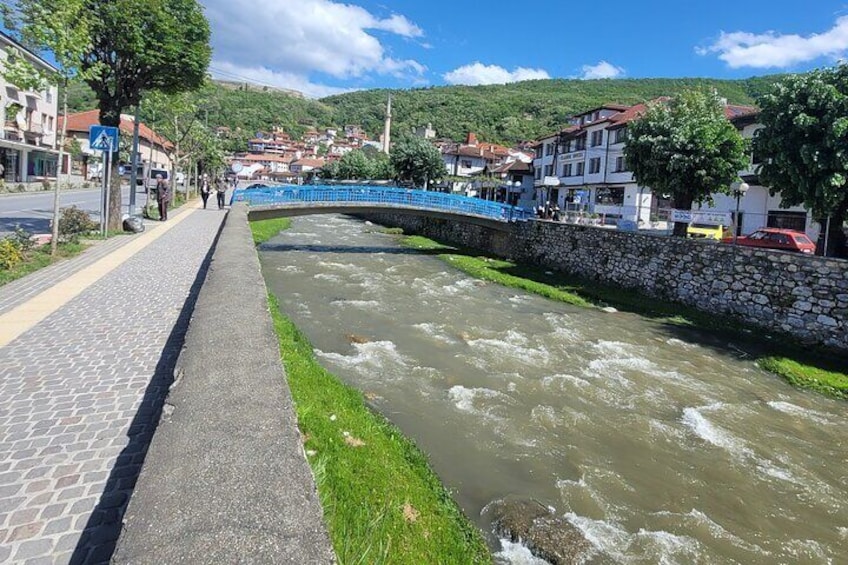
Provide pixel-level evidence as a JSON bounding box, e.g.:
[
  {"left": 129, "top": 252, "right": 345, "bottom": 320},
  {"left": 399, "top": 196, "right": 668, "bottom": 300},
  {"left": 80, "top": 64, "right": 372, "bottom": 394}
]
[{"left": 65, "top": 75, "right": 784, "bottom": 145}]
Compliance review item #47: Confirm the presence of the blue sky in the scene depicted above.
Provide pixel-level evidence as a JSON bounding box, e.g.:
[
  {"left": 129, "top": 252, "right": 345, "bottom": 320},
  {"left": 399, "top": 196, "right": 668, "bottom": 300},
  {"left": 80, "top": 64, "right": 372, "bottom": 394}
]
[{"left": 205, "top": 0, "right": 848, "bottom": 98}]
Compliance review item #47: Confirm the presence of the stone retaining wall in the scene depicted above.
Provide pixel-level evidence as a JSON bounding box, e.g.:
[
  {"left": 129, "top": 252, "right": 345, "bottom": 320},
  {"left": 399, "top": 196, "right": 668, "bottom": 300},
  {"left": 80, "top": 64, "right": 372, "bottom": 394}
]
[{"left": 365, "top": 213, "right": 848, "bottom": 352}]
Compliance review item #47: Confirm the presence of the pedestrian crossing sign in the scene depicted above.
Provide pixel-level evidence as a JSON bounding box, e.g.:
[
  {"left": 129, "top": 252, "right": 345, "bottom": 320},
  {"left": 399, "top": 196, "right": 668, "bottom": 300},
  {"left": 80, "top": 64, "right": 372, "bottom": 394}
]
[{"left": 89, "top": 125, "right": 119, "bottom": 151}]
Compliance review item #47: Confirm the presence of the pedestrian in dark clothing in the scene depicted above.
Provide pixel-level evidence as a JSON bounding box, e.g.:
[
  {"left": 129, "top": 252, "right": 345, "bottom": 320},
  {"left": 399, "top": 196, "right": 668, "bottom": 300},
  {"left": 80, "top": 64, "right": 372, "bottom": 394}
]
[
  {"left": 215, "top": 177, "right": 227, "bottom": 209},
  {"left": 200, "top": 173, "right": 211, "bottom": 209},
  {"left": 156, "top": 174, "right": 170, "bottom": 221}
]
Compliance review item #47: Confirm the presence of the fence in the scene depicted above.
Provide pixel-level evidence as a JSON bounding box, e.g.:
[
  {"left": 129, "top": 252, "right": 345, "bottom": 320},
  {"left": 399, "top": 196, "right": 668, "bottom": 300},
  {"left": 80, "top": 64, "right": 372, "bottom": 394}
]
[{"left": 230, "top": 184, "right": 536, "bottom": 222}]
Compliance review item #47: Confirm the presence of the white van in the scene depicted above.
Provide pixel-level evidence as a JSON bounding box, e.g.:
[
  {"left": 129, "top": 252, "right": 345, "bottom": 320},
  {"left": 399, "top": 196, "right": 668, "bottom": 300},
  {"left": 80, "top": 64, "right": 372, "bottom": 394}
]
[{"left": 146, "top": 168, "right": 170, "bottom": 190}]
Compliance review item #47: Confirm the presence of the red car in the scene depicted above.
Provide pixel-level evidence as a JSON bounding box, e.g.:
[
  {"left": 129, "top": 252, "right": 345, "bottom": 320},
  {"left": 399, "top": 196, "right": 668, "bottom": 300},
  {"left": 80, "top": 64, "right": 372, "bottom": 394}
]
[{"left": 724, "top": 228, "right": 816, "bottom": 254}]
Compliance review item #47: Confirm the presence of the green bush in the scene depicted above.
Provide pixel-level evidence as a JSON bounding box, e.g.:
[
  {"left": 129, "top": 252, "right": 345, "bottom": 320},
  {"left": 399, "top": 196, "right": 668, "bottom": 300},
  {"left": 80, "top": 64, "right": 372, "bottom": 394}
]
[
  {"left": 0, "top": 238, "right": 24, "bottom": 270},
  {"left": 58, "top": 205, "right": 97, "bottom": 241}
]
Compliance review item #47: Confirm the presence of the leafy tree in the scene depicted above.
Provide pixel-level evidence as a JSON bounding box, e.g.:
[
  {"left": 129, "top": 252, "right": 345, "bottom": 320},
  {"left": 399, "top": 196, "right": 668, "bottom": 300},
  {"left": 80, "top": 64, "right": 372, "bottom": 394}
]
[
  {"left": 625, "top": 89, "right": 749, "bottom": 236},
  {"left": 336, "top": 150, "right": 373, "bottom": 180},
  {"left": 753, "top": 64, "right": 848, "bottom": 256},
  {"left": 319, "top": 160, "right": 340, "bottom": 180},
  {"left": 390, "top": 136, "right": 444, "bottom": 188},
  {"left": 12, "top": 0, "right": 211, "bottom": 229},
  {"left": 3, "top": 0, "right": 93, "bottom": 253},
  {"left": 370, "top": 151, "right": 395, "bottom": 180}
]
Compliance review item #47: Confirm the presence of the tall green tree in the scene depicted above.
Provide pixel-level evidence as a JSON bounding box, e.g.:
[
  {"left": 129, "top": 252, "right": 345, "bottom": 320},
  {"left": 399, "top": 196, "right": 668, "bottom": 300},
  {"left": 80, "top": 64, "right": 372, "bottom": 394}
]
[
  {"left": 336, "top": 150, "right": 373, "bottom": 180},
  {"left": 87, "top": 0, "right": 211, "bottom": 228},
  {"left": 4, "top": 0, "right": 93, "bottom": 253},
  {"left": 753, "top": 64, "right": 848, "bottom": 257},
  {"left": 390, "top": 136, "right": 444, "bottom": 188},
  {"left": 624, "top": 89, "right": 749, "bottom": 236}
]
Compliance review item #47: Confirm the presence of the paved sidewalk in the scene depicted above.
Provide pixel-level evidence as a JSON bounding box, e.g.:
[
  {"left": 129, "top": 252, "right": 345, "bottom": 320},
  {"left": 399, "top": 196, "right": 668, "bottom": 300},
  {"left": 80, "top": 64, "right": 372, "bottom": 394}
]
[{"left": 0, "top": 202, "right": 228, "bottom": 564}]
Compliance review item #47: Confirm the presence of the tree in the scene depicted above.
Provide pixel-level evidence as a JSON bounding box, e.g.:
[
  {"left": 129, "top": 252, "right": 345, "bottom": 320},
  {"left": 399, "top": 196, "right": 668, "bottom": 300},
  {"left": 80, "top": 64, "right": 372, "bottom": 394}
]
[
  {"left": 624, "top": 89, "right": 750, "bottom": 236},
  {"left": 21, "top": 0, "right": 210, "bottom": 230},
  {"left": 390, "top": 136, "right": 444, "bottom": 188},
  {"left": 336, "top": 150, "right": 373, "bottom": 180},
  {"left": 753, "top": 64, "right": 848, "bottom": 257},
  {"left": 3, "top": 0, "right": 93, "bottom": 253}
]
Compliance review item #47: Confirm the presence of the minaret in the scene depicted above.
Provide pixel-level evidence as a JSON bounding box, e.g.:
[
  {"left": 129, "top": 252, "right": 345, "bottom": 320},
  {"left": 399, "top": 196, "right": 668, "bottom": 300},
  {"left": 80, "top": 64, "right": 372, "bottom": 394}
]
[{"left": 382, "top": 94, "right": 392, "bottom": 154}]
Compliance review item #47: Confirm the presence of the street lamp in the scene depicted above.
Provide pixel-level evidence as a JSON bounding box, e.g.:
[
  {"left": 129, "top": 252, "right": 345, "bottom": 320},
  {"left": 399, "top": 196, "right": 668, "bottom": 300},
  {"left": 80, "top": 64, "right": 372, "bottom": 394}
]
[{"left": 732, "top": 181, "right": 749, "bottom": 245}]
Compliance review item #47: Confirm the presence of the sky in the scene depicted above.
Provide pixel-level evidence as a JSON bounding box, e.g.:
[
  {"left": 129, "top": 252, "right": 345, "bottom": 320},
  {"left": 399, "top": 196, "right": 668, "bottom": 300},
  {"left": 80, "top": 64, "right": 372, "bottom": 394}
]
[{"left": 204, "top": 0, "right": 848, "bottom": 98}]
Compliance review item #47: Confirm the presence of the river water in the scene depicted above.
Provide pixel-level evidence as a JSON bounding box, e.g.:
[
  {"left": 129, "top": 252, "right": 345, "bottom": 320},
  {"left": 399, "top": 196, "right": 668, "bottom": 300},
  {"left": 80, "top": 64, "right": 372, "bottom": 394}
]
[{"left": 259, "top": 214, "right": 847, "bottom": 564}]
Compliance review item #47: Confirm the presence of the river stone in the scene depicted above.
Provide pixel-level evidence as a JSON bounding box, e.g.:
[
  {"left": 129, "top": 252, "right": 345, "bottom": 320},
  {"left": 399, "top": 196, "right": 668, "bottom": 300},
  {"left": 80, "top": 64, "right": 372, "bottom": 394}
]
[
  {"left": 601, "top": 306, "right": 618, "bottom": 313},
  {"left": 484, "top": 499, "right": 593, "bottom": 564}
]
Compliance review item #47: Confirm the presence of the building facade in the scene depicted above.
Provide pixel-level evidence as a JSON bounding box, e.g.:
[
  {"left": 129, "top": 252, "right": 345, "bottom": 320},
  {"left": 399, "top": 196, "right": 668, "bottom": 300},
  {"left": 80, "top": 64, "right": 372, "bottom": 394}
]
[{"left": 0, "top": 31, "right": 60, "bottom": 184}]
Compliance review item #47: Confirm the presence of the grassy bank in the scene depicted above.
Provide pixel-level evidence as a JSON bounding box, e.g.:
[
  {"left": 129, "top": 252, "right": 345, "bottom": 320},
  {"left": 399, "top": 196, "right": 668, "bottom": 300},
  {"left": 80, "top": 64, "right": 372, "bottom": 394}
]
[
  {"left": 250, "top": 217, "right": 291, "bottom": 245},
  {"left": 252, "top": 219, "right": 491, "bottom": 564},
  {"left": 402, "top": 234, "right": 848, "bottom": 400},
  {"left": 0, "top": 241, "right": 85, "bottom": 287}
]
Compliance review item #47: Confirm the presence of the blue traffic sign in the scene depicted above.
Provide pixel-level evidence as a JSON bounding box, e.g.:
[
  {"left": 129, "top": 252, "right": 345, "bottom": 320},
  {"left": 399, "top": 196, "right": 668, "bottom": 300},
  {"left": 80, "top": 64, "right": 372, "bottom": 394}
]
[{"left": 89, "top": 125, "right": 119, "bottom": 152}]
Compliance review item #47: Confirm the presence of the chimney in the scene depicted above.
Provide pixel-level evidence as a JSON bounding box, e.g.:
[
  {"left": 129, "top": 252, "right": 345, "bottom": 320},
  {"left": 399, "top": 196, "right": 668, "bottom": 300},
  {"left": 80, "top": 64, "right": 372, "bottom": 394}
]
[{"left": 467, "top": 132, "right": 477, "bottom": 145}]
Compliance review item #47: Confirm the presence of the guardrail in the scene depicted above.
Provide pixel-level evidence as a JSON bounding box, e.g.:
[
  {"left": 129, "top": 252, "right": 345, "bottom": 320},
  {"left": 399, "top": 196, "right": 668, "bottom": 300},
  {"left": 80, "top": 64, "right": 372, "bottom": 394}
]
[{"left": 230, "top": 184, "right": 535, "bottom": 222}]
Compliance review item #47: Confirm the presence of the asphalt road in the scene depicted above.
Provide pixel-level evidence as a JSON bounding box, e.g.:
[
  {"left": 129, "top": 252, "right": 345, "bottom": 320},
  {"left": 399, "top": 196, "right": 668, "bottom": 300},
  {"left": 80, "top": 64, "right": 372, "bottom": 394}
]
[{"left": 0, "top": 185, "right": 146, "bottom": 236}]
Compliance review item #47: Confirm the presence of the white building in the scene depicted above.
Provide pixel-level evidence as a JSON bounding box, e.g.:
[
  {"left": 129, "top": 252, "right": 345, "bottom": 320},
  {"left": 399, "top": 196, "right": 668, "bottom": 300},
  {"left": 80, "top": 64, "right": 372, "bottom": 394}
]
[
  {"left": 532, "top": 100, "right": 818, "bottom": 238},
  {"left": 0, "top": 31, "right": 59, "bottom": 184}
]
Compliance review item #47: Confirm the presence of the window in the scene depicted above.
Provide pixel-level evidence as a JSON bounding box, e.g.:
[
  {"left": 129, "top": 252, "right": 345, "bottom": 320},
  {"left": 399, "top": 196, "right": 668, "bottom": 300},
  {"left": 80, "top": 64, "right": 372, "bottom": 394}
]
[
  {"left": 545, "top": 143, "right": 554, "bottom": 156},
  {"left": 544, "top": 164, "right": 553, "bottom": 176},
  {"left": 614, "top": 156, "right": 626, "bottom": 172},
  {"left": 596, "top": 186, "right": 625, "bottom": 205},
  {"left": 461, "top": 159, "right": 472, "bottom": 168},
  {"left": 589, "top": 157, "right": 601, "bottom": 174},
  {"left": 535, "top": 146, "right": 542, "bottom": 159},
  {"left": 613, "top": 128, "right": 626, "bottom": 144},
  {"left": 535, "top": 169, "right": 541, "bottom": 180},
  {"left": 590, "top": 131, "right": 603, "bottom": 147},
  {"left": 575, "top": 162, "right": 584, "bottom": 175},
  {"left": 563, "top": 163, "right": 572, "bottom": 177},
  {"left": 46, "top": 90, "right": 52, "bottom": 103},
  {"left": 575, "top": 138, "right": 586, "bottom": 151}
]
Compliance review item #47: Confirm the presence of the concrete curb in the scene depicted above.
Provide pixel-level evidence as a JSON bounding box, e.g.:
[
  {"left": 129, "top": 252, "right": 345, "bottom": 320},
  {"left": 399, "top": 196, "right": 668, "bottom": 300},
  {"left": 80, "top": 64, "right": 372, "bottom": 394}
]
[{"left": 112, "top": 203, "right": 335, "bottom": 564}]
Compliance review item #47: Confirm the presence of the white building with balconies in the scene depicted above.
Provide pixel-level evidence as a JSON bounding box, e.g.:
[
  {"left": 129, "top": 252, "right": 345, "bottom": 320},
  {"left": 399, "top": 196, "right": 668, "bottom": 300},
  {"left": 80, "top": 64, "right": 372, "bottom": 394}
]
[{"left": 0, "top": 31, "right": 59, "bottom": 185}]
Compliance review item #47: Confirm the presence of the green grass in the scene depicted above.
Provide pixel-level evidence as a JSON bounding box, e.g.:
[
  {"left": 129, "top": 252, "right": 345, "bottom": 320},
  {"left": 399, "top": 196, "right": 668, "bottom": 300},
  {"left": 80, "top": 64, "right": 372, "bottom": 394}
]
[
  {"left": 250, "top": 217, "right": 292, "bottom": 245},
  {"left": 268, "top": 294, "right": 491, "bottom": 564},
  {"left": 758, "top": 357, "right": 848, "bottom": 400},
  {"left": 402, "top": 234, "right": 848, "bottom": 400},
  {"left": 0, "top": 242, "right": 85, "bottom": 287}
]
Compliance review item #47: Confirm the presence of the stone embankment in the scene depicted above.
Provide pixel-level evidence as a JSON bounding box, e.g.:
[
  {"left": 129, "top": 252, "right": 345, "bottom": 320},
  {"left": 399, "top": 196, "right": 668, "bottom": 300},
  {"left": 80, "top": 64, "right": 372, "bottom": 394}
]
[{"left": 364, "top": 214, "right": 848, "bottom": 353}]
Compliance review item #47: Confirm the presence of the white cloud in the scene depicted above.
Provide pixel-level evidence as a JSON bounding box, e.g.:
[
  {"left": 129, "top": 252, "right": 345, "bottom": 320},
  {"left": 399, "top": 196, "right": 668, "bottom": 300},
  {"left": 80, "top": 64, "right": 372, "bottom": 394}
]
[
  {"left": 698, "top": 15, "right": 848, "bottom": 68},
  {"left": 443, "top": 63, "right": 550, "bottom": 85},
  {"left": 578, "top": 61, "right": 625, "bottom": 80},
  {"left": 205, "top": 0, "right": 425, "bottom": 97}
]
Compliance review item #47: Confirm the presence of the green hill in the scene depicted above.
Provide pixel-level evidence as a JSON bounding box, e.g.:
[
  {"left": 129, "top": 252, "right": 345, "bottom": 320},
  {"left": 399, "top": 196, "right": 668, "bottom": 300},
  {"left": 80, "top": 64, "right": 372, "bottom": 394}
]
[{"left": 65, "top": 75, "right": 784, "bottom": 146}]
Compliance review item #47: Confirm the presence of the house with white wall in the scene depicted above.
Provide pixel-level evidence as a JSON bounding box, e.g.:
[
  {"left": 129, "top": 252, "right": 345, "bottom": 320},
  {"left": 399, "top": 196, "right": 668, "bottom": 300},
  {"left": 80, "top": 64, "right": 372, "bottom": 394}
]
[
  {"left": 0, "top": 31, "right": 59, "bottom": 184},
  {"left": 60, "top": 110, "right": 173, "bottom": 181},
  {"left": 532, "top": 100, "right": 818, "bottom": 237}
]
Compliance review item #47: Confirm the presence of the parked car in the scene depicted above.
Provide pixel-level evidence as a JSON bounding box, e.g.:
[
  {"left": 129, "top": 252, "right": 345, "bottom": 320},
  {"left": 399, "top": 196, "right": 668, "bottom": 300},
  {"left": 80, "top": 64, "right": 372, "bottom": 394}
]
[
  {"left": 687, "top": 223, "right": 728, "bottom": 240},
  {"left": 723, "top": 228, "right": 816, "bottom": 254}
]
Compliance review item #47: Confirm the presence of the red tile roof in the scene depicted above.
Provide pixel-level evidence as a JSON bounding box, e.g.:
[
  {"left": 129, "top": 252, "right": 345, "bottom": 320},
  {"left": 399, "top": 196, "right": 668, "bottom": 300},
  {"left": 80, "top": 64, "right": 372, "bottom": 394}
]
[{"left": 59, "top": 110, "right": 173, "bottom": 151}]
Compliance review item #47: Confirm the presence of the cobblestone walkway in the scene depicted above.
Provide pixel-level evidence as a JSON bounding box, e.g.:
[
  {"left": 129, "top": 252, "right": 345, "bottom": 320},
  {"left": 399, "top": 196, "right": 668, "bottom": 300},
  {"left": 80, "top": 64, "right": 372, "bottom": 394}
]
[{"left": 0, "top": 205, "right": 227, "bottom": 564}]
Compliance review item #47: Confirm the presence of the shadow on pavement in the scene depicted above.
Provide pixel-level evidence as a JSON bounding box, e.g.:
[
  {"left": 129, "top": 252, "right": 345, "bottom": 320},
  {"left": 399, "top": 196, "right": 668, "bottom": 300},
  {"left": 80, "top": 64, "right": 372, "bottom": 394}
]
[{"left": 69, "top": 223, "right": 223, "bottom": 565}]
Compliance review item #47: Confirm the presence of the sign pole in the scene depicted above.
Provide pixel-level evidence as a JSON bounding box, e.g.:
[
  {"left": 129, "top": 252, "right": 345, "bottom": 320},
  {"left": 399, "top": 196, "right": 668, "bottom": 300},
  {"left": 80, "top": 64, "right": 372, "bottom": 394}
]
[{"left": 103, "top": 139, "right": 111, "bottom": 236}]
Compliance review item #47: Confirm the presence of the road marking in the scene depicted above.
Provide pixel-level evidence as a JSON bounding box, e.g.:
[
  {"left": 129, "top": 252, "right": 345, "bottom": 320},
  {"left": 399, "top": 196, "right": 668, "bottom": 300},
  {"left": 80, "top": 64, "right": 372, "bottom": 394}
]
[{"left": 0, "top": 201, "right": 203, "bottom": 347}]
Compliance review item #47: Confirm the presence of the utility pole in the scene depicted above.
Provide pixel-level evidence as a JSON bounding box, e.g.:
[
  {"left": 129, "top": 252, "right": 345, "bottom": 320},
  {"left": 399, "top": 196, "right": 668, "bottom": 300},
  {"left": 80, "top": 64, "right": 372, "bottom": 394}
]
[{"left": 129, "top": 105, "right": 141, "bottom": 216}]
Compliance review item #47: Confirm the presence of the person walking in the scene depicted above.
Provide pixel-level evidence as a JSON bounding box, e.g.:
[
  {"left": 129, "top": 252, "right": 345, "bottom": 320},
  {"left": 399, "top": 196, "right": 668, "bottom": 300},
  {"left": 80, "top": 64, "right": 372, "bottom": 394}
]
[
  {"left": 199, "top": 173, "right": 211, "bottom": 209},
  {"left": 156, "top": 174, "right": 171, "bottom": 221},
  {"left": 215, "top": 176, "right": 227, "bottom": 210}
]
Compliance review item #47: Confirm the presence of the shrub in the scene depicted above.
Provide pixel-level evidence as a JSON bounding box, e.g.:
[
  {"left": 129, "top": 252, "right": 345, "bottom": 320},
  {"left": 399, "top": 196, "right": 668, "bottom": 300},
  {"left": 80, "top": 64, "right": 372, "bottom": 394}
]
[
  {"left": 14, "top": 183, "right": 25, "bottom": 192},
  {"left": 58, "top": 205, "right": 97, "bottom": 241},
  {"left": 0, "top": 238, "right": 24, "bottom": 270},
  {"left": 41, "top": 179, "right": 52, "bottom": 191},
  {"left": 11, "top": 227, "right": 35, "bottom": 255}
]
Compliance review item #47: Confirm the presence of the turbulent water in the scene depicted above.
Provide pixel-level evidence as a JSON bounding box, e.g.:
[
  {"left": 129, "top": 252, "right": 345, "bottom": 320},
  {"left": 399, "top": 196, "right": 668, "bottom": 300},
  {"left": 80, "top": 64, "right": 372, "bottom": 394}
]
[{"left": 259, "top": 215, "right": 848, "bottom": 564}]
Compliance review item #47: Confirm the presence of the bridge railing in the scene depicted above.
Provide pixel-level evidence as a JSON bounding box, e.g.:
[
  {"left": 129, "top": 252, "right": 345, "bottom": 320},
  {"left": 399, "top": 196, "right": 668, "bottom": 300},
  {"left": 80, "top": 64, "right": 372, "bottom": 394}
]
[{"left": 230, "top": 184, "right": 534, "bottom": 222}]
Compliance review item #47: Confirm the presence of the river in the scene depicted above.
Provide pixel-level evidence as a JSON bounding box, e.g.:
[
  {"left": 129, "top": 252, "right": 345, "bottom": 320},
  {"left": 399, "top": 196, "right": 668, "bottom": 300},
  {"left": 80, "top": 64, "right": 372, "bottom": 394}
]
[{"left": 259, "top": 214, "right": 847, "bottom": 564}]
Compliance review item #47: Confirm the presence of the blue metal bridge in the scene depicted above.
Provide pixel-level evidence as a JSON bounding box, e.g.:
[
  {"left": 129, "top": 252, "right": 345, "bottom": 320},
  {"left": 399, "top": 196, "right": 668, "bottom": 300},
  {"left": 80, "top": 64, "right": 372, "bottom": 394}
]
[{"left": 230, "top": 184, "right": 534, "bottom": 229}]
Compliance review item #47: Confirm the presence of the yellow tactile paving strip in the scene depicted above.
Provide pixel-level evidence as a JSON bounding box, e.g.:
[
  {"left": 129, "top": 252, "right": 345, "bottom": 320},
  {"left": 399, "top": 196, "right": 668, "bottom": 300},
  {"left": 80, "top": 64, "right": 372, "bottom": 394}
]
[{"left": 0, "top": 201, "right": 202, "bottom": 347}]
